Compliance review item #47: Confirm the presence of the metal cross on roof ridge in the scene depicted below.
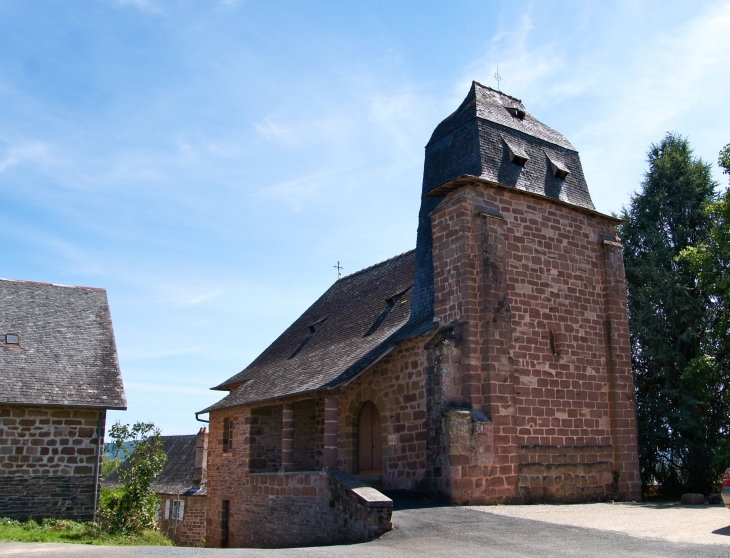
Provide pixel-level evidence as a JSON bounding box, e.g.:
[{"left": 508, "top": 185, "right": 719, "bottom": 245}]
[
  {"left": 334, "top": 261, "right": 344, "bottom": 279},
  {"left": 488, "top": 66, "right": 507, "bottom": 92}
]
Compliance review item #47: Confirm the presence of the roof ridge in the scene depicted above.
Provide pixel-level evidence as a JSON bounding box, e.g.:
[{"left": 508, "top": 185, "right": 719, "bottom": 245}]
[
  {"left": 336, "top": 249, "right": 415, "bottom": 283},
  {"left": 472, "top": 80, "right": 523, "bottom": 105},
  {"left": 0, "top": 278, "right": 105, "bottom": 291}
]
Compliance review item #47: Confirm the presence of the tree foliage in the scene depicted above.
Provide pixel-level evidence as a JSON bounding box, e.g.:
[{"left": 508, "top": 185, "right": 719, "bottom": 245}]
[
  {"left": 99, "top": 422, "right": 167, "bottom": 533},
  {"left": 620, "top": 133, "right": 722, "bottom": 495}
]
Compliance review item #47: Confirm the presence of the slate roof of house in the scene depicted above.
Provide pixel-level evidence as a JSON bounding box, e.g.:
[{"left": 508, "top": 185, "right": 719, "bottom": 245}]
[
  {"left": 103, "top": 435, "right": 205, "bottom": 496},
  {"left": 0, "top": 279, "right": 126, "bottom": 410},
  {"left": 422, "top": 81, "right": 595, "bottom": 211},
  {"left": 202, "top": 250, "right": 434, "bottom": 412}
]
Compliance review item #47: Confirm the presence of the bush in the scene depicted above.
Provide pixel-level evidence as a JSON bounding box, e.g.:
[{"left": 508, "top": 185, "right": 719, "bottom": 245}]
[{"left": 98, "top": 422, "right": 167, "bottom": 533}]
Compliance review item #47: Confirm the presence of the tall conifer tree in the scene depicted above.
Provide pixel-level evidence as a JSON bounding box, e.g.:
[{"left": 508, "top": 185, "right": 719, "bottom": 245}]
[{"left": 620, "top": 133, "right": 718, "bottom": 494}]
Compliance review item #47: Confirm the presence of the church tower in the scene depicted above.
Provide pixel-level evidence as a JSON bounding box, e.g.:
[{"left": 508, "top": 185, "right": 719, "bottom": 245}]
[{"left": 418, "top": 82, "right": 641, "bottom": 503}]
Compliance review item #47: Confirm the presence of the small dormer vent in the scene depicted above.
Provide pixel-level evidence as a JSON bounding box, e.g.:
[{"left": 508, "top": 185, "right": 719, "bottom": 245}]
[
  {"left": 548, "top": 157, "right": 570, "bottom": 180},
  {"left": 289, "top": 317, "right": 328, "bottom": 359},
  {"left": 502, "top": 137, "right": 529, "bottom": 167},
  {"left": 505, "top": 106, "right": 526, "bottom": 119}
]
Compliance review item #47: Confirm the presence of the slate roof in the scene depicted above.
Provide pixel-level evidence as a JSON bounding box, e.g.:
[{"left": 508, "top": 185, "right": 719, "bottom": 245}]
[
  {"left": 103, "top": 435, "right": 205, "bottom": 496},
  {"left": 0, "top": 279, "right": 126, "bottom": 410},
  {"left": 422, "top": 81, "right": 595, "bottom": 211},
  {"left": 202, "top": 251, "right": 435, "bottom": 412}
]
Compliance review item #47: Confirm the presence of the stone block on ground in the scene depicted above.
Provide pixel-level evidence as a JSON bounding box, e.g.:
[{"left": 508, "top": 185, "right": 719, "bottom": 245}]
[{"left": 680, "top": 493, "right": 705, "bottom": 505}]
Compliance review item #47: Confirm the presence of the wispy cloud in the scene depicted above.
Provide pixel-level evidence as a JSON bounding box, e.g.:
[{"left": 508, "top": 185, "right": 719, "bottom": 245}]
[
  {"left": 114, "top": 0, "right": 161, "bottom": 13},
  {"left": 463, "top": 2, "right": 730, "bottom": 212},
  {"left": 0, "top": 142, "right": 48, "bottom": 173}
]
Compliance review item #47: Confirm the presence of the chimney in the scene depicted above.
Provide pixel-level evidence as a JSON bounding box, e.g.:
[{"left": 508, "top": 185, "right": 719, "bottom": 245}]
[{"left": 193, "top": 427, "right": 208, "bottom": 487}]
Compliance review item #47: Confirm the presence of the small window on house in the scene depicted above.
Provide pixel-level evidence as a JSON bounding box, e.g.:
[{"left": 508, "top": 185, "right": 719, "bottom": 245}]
[
  {"left": 171, "top": 499, "right": 185, "bottom": 520},
  {"left": 549, "top": 330, "right": 558, "bottom": 356},
  {"left": 5, "top": 334, "right": 19, "bottom": 345},
  {"left": 223, "top": 418, "right": 233, "bottom": 453},
  {"left": 548, "top": 157, "right": 570, "bottom": 180}
]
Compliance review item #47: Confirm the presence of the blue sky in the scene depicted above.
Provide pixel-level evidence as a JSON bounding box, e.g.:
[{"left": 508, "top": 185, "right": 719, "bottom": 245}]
[{"left": 2, "top": 0, "right": 729, "bottom": 435}]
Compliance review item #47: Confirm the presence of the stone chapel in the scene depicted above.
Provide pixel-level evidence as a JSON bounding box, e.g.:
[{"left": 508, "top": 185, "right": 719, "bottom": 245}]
[{"left": 198, "top": 81, "right": 642, "bottom": 548}]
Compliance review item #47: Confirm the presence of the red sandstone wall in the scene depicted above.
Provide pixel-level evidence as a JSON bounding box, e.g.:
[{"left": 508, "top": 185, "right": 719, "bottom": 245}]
[
  {"left": 158, "top": 494, "right": 206, "bottom": 547},
  {"left": 338, "top": 336, "right": 430, "bottom": 490},
  {"left": 428, "top": 183, "right": 641, "bottom": 503}
]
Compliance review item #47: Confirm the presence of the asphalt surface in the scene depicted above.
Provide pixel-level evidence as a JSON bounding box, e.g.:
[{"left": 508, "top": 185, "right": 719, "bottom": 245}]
[{"left": 1, "top": 496, "right": 729, "bottom": 557}]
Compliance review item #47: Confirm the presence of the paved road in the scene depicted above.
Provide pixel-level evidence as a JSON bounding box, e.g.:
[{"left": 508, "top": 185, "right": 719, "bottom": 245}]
[{"left": 1, "top": 501, "right": 729, "bottom": 557}]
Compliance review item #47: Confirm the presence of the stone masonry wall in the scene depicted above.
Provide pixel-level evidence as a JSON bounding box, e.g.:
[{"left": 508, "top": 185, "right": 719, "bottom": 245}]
[
  {"left": 0, "top": 405, "right": 103, "bottom": 519},
  {"left": 427, "top": 183, "right": 641, "bottom": 504},
  {"left": 233, "top": 472, "right": 391, "bottom": 548},
  {"left": 338, "top": 335, "right": 431, "bottom": 490},
  {"left": 158, "top": 494, "right": 207, "bottom": 547},
  {"left": 293, "top": 398, "right": 323, "bottom": 471},
  {"left": 249, "top": 405, "right": 282, "bottom": 472}
]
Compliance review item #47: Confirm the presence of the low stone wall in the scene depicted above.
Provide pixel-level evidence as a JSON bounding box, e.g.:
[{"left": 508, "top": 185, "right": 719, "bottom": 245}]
[
  {"left": 518, "top": 445, "right": 617, "bottom": 503},
  {"left": 234, "top": 471, "right": 392, "bottom": 548},
  {"left": 0, "top": 475, "right": 95, "bottom": 520}
]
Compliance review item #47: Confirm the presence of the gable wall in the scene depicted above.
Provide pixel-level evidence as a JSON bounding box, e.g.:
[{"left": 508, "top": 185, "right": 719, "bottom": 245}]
[{"left": 0, "top": 405, "right": 104, "bottom": 519}]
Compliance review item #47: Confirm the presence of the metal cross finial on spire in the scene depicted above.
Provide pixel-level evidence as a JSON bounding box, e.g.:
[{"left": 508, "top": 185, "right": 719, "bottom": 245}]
[
  {"left": 334, "top": 261, "right": 344, "bottom": 279},
  {"left": 488, "top": 66, "right": 507, "bottom": 92}
]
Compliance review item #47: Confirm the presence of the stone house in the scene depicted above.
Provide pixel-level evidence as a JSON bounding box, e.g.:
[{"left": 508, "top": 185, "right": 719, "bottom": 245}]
[
  {"left": 103, "top": 429, "right": 208, "bottom": 546},
  {"left": 198, "top": 82, "right": 642, "bottom": 548},
  {"left": 0, "top": 279, "right": 126, "bottom": 520}
]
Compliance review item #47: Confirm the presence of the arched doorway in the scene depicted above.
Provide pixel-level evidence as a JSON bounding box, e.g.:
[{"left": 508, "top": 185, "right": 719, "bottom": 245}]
[{"left": 357, "top": 400, "right": 382, "bottom": 473}]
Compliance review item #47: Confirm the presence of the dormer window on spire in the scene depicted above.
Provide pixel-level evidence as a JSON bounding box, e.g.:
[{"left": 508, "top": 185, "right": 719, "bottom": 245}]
[
  {"left": 502, "top": 137, "right": 529, "bottom": 167},
  {"left": 548, "top": 156, "right": 570, "bottom": 180}
]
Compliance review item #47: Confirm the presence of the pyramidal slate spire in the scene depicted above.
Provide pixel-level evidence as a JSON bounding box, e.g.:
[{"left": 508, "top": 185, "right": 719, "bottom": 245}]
[{"left": 410, "top": 81, "right": 596, "bottom": 326}]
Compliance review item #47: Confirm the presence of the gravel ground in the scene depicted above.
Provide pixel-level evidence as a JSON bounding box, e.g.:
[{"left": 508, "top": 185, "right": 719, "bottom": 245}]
[
  {"left": 2, "top": 502, "right": 730, "bottom": 557},
  {"left": 476, "top": 502, "right": 730, "bottom": 546}
]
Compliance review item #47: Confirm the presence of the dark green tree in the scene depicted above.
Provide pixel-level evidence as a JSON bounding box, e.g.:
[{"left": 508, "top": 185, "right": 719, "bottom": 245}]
[
  {"left": 676, "top": 143, "right": 730, "bottom": 481},
  {"left": 99, "top": 422, "right": 167, "bottom": 533},
  {"left": 619, "top": 133, "right": 719, "bottom": 495}
]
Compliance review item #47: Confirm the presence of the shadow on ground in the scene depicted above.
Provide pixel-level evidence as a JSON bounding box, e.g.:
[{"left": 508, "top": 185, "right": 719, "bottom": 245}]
[{"left": 381, "top": 490, "right": 447, "bottom": 511}]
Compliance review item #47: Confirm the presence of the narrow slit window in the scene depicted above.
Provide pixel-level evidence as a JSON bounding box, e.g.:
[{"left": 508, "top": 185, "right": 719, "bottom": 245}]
[
  {"left": 289, "top": 317, "right": 327, "bottom": 359},
  {"left": 223, "top": 418, "right": 233, "bottom": 453},
  {"left": 549, "top": 330, "right": 558, "bottom": 356}
]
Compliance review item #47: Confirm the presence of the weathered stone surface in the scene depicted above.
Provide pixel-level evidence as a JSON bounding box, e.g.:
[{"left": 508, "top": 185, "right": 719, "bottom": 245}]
[
  {"left": 0, "top": 475, "right": 96, "bottom": 520},
  {"left": 0, "top": 405, "right": 103, "bottom": 520},
  {"left": 709, "top": 493, "right": 722, "bottom": 505},
  {"left": 681, "top": 493, "right": 705, "bottom": 505}
]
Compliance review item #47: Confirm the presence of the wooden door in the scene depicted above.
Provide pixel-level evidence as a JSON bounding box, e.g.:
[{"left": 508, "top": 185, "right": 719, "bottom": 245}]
[{"left": 357, "top": 401, "right": 382, "bottom": 473}]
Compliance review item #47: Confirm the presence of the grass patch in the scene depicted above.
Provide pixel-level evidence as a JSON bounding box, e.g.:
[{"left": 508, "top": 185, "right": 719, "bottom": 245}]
[{"left": 0, "top": 517, "right": 172, "bottom": 546}]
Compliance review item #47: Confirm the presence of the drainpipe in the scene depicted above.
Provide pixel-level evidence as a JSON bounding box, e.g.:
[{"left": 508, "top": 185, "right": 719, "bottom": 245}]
[
  {"left": 174, "top": 491, "right": 180, "bottom": 545},
  {"left": 92, "top": 410, "right": 107, "bottom": 522}
]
